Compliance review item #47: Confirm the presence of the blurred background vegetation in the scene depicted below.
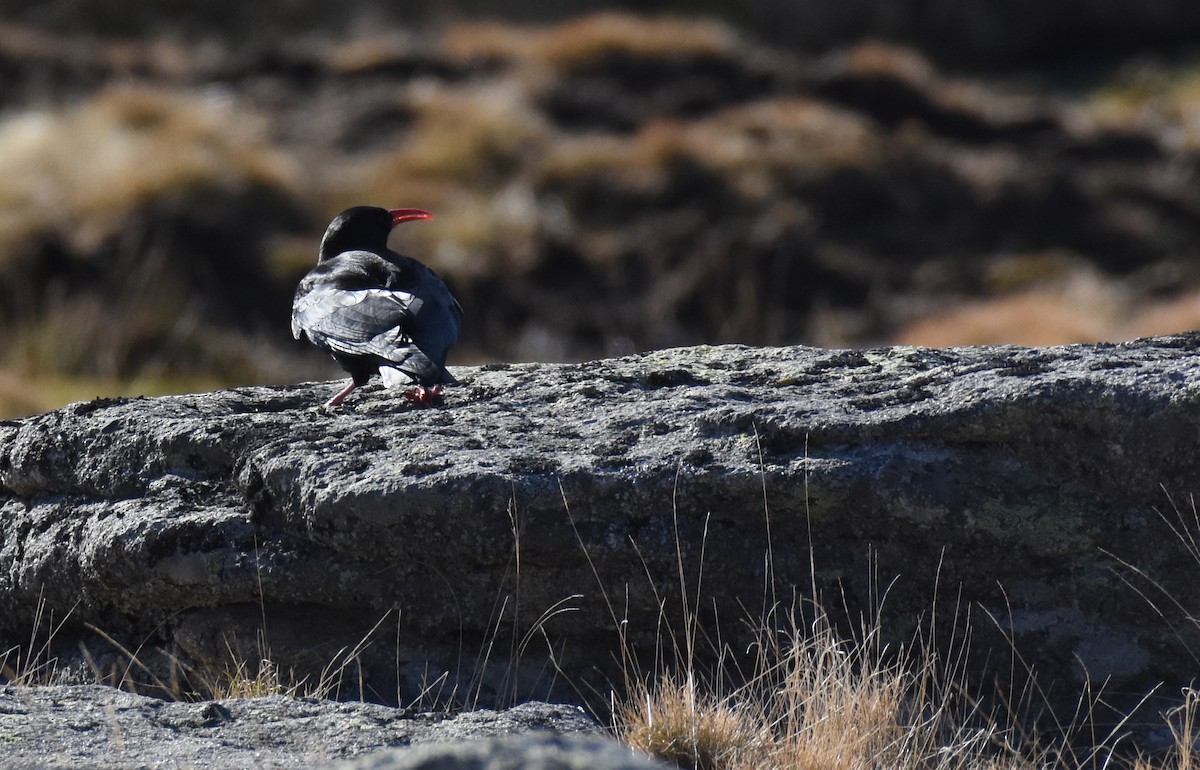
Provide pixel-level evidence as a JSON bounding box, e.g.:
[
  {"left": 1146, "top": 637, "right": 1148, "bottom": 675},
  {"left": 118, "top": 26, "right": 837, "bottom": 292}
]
[{"left": 4, "top": 1, "right": 1200, "bottom": 416}]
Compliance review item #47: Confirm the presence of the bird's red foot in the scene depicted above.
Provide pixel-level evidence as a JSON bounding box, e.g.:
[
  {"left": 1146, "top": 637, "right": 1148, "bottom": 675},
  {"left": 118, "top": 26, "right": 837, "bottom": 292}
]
[{"left": 403, "top": 384, "right": 443, "bottom": 406}]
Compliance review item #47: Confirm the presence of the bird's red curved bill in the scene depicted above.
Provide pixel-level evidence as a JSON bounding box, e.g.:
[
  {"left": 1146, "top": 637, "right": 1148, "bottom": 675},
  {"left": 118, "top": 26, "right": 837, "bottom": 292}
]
[{"left": 389, "top": 208, "right": 434, "bottom": 225}]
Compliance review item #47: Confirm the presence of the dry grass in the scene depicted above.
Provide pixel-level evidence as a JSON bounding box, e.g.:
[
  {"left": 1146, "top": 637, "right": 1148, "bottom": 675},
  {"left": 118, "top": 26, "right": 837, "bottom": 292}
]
[
  {"left": 615, "top": 605, "right": 1032, "bottom": 770},
  {"left": 213, "top": 657, "right": 294, "bottom": 699},
  {"left": 538, "top": 103, "right": 878, "bottom": 225},
  {"left": 833, "top": 42, "right": 1045, "bottom": 129},
  {"left": 366, "top": 10, "right": 761, "bottom": 256},
  {"left": 0, "top": 84, "right": 296, "bottom": 262},
  {"left": 613, "top": 487, "right": 1200, "bottom": 770},
  {"left": 0, "top": 82, "right": 311, "bottom": 408},
  {"left": 326, "top": 34, "right": 422, "bottom": 74},
  {"left": 894, "top": 269, "right": 1200, "bottom": 348},
  {"left": 0, "top": 22, "right": 196, "bottom": 79},
  {"left": 207, "top": 639, "right": 307, "bottom": 701},
  {"left": 765, "top": 624, "right": 925, "bottom": 770},
  {"left": 539, "top": 98, "right": 880, "bottom": 195},
  {"left": 0, "top": 368, "right": 236, "bottom": 419},
  {"left": 591, "top": 476, "right": 1033, "bottom": 770},
  {"left": 443, "top": 13, "right": 738, "bottom": 69},
  {"left": 1121, "top": 291, "right": 1200, "bottom": 339},
  {"left": 352, "top": 80, "right": 551, "bottom": 277},
  {"left": 1131, "top": 689, "right": 1200, "bottom": 770},
  {"left": 373, "top": 83, "right": 550, "bottom": 186},
  {"left": 0, "top": 592, "right": 75, "bottom": 688},
  {"left": 1085, "top": 57, "right": 1200, "bottom": 150},
  {"left": 620, "top": 674, "right": 769, "bottom": 770},
  {"left": 6, "top": 13, "right": 1199, "bottom": 413},
  {"left": 894, "top": 285, "right": 1116, "bottom": 347}
]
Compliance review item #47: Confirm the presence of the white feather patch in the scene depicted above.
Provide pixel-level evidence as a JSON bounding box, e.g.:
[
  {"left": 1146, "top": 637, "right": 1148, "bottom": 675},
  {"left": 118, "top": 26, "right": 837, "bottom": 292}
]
[{"left": 379, "top": 366, "right": 415, "bottom": 389}]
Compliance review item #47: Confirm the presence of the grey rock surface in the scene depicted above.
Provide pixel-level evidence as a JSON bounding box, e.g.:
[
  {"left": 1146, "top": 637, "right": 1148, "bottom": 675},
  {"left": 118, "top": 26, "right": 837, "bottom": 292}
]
[
  {"left": 330, "top": 732, "right": 665, "bottom": 770},
  {"left": 3, "top": 340, "right": 1200, "bottom": 726},
  {"left": 0, "top": 685, "right": 600, "bottom": 770}
]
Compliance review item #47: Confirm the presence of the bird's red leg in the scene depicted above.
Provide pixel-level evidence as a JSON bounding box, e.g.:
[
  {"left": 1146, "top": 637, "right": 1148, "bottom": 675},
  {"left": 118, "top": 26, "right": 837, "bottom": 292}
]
[
  {"left": 403, "top": 384, "right": 443, "bottom": 405},
  {"left": 325, "top": 380, "right": 357, "bottom": 407}
]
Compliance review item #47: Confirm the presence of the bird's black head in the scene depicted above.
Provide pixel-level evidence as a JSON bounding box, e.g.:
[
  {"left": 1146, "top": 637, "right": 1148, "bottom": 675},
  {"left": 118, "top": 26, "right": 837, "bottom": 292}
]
[{"left": 317, "top": 206, "right": 433, "bottom": 262}]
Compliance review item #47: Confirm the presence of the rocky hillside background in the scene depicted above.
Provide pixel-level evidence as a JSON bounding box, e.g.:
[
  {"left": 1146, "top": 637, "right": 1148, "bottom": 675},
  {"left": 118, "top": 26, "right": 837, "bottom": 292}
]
[
  {"left": 10, "top": 0, "right": 1200, "bottom": 69},
  {"left": 3, "top": 7, "right": 1200, "bottom": 415}
]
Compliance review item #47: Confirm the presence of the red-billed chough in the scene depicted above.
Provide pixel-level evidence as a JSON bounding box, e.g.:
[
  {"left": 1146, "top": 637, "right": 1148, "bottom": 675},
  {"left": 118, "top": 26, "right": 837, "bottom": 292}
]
[{"left": 292, "top": 206, "right": 461, "bottom": 407}]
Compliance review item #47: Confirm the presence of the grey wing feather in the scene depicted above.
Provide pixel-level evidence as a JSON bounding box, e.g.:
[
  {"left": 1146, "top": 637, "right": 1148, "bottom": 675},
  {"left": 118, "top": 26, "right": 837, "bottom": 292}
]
[
  {"left": 293, "top": 288, "right": 422, "bottom": 358},
  {"left": 293, "top": 283, "right": 458, "bottom": 385}
]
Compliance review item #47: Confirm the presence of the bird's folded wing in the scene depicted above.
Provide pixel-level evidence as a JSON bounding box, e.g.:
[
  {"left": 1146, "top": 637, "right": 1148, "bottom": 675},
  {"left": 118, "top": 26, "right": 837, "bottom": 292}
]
[{"left": 292, "top": 288, "right": 424, "bottom": 357}]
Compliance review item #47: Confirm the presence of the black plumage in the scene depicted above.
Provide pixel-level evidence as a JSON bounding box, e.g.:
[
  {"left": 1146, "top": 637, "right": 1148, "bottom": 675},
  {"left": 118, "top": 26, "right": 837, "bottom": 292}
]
[{"left": 292, "top": 206, "right": 461, "bottom": 406}]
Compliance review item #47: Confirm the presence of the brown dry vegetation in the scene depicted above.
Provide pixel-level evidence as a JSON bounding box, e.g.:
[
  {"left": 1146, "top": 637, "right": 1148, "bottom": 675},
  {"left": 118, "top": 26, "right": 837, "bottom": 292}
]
[
  {"left": 442, "top": 13, "right": 740, "bottom": 67},
  {"left": 615, "top": 610, "right": 1200, "bottom": 770},
  {"left": 3, "top": 15, "right": 1200, "bottom": 416}
]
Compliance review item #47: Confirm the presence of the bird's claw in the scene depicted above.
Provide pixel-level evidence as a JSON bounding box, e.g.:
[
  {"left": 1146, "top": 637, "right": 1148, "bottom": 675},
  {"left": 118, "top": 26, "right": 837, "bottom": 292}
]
[{"left": 403, "top": 385, "right": 443, "bottom": 406}]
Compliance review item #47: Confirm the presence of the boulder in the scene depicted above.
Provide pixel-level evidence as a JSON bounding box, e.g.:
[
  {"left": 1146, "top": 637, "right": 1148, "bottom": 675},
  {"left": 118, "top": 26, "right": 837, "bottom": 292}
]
[
  {"left": 0, "top": 685, "right": 609, "bottom": 770},
  {"left": 329, "top": 732, "right": 665, "bottom": 770},
  {"left": 3, "top": 339, "right": 1200, "bottom": 731}
]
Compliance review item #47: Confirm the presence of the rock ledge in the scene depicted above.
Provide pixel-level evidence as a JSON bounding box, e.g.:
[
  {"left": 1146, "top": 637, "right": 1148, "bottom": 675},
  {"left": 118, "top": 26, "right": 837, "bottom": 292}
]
[{"left": 3, "top": 340, "right": 1200, "bottom": 729}]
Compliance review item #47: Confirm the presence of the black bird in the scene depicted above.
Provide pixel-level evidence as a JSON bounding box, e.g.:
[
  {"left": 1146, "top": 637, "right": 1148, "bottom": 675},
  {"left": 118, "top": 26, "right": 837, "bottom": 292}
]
[{"left": 292, "top": 206, "right": 461, "bottom": 407}]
